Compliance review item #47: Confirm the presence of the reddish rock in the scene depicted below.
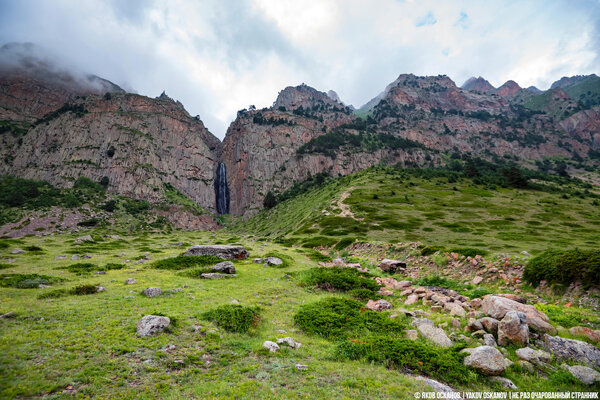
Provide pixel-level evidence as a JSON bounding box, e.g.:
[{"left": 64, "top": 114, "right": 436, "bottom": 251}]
[{"left": 481, "top": 295, "right": 555, "bottom": 334}]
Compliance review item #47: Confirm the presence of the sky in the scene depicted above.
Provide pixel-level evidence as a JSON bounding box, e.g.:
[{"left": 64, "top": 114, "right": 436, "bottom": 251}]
[{"left": 0, "top": 0, "right": 599, "bottom": 139}]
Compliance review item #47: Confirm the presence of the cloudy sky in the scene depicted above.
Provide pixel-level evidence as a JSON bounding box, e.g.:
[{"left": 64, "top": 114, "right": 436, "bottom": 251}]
[{"left": 1, "top": 0, "right": 599, "bottom": 138}]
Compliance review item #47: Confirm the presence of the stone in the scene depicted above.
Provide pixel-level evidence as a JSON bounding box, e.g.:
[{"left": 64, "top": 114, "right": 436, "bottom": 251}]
[
  {"left": 467, "top": 318, "right": 484, "bottom": 332},
  {"left": 446, "top": 302, "right": 467, "bottom": 317},
  {"left": 490, "top": 376, "right": 517, "bottom": 390},
  {"left": 96, "top": 286, "right": 106, "bottom": 292},
  {"left": 498, "top": 311, "right": 529, "bottom": 347},
  {"left": 471, "top": 276, "right": 483, "bottom": 285},
  {"left": 252, "top": 258, "right": 262, "bottom": 263},
  {"left": 137, "top": 315, "right": 170, "bottom": 336},
  {"left": 397, "top": 280, "right": 412, "bottom": 288},
  {"left": 263, "top": 257, "right": 283, "bottom": 266},
  {"left": 413, "top": 376, "right": 463, "bottom": 396},
  {"left": 263, "top": 341, "right": 279, "bottom": 353},
  {"left": 71, "top": 255, "right": 80, "bottom": 261},
  {"left": 463, "top": 346, "right": 507, "bottom": 376},
  {"left": 210, "top": 261, "right": 236, "bottom": 274},
  {"left": 515, "top": 347, "right": 543, "bottom": 364},
  {"left": 495, "top": 293, "right": 527, "bottom": 304},
  {"left": 517, "top": 360, "right": 535, "bottom": 373},
  {"left": 417, "top": 323, "right": 453, "bottom": 347},
  {"left": 564, "top": 365, "right": 600, "bottom": 385},
  {"left": 544, "top": 334, "right": 600, "bottom": 369},
  {"left": 295, "top": 364, "right": 308, "bottom": 371},
  {"left": 183, "top": 245, "right": 248, "bottom": 260},
  {"left": 38, "top": 284, "right": 51, "bottom": 289},
  {"left": 479, "top": 317, "right": 499, "bottom": 335},
  {"left": 569, "top": 326, "right": 600, "bottom": 343},
  {"left": 483, "top": 334, "right": 497, "bottom": 347},
  {"left": 143, "top": 287, "right": 162, "bottom": 297},
  {"left": 125, "top": 278, "right": 136, "bottom": 285},
  {"left": 10, "top": 248, "right": 25, "bottom": 254},
  {"left": 276, "top": 337, "right": 301, "bottom": 349},
  {"left": 75, "top": 235, "right": 94, "bottom": 244},
  {"left": 365, "top": 299, "right": 392, "bottom": 312},
  {"left": 405, "top": 294, "right": 419, "bottom": 305},
  {"left": 201, "top": 273, "right": 231, "bottom": 279},
  {"left": 480, "top": 295, "right": 555, "bottom": 334},
  {"left": 378, "top": 258, "right": 406, "bottom": 273},
  {"left": 405, "top": 330, "right": 419, "bottom": 340},
  {"left": 378, "top": 289, "right": 393, "bottom": 296},
  {"left": 472, "top": 330, "right": 486, "bottom": 339},
  {"left": 54, "top": 255, "right": 67, "bottom": 260},
  {"left": 470, "top": 298, "right": 482, "bottom": 309}
]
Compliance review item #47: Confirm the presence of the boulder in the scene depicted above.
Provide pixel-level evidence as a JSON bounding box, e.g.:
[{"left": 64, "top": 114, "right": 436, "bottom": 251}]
[
  {"left": 378, "top": 259, "right": 406, "bottom": 273},
  {"left": 495, "top": 293, "right": 527, "bottom": 304},
  {"left": 471, "top": 276, "right": 484, "bottom": 285},
  {"left": 210, "top": 261, "right": 236, "bottom": 274},
  {"left": 201, "top": 273, "right": 232, "bottom": 279},
  {"left": 498, "top": 311, "right": 529, "bottom": 347},
  {"left": 143, "top": 287, "right": 162, "bottom": 297},
  {"left": 276, "top": 337, "right": 301, "bottom": 349},
  {"left": 183, "top": 245, "right": 249, "bottom": 260},
  {"left": 263, "top": 257, "right": 283, "bottom": 266},
  {"left": 480, "top": 295, "right": 555, "bottom": 334},
  {"left": 263, "top": 341, "right": 279, "bottom": 353},
  {"left": 515, "top": 347, "right": 551, "bottom": 365},
  {"left": 417, "top": 323, "right": 453, "bottom": 347},
  {"left": 467, "top": 318, "right": 484, "bottom": 332},
  {"left": 75, "top": 235, "right": 94, "bottom": 244},
  {"left": 463, "top": 346, "right": 507, "bottom": 375},
  {"left": 544, "top": 334, "right": 600, "bottom": 369},
  {"left": 569, "top": 326, "right": 600, "bottom": 343},
  {"left": 445, "top": 302, "right": 467, "bottom": 317},
  {"left": 405, "top": 330, "right": 419, "bottom": 340},
  {"left": 10, "top": 248, "right": 25, "bottom": 254},
  {"left": 413, "top": 376, "right": 463, "bottom": 396},
  {"left": 137, "top": 315, "right": 170, "bottom": 336},
  {"left": 405, "top": 294, "right": 419, "bottom": 305},
  {"left": 365, "top": 299, "right": 392, "bottom": 312},
  {"left": 490, "top": 376, "right": 517, "bottom": 390},
  {"left": 517, "top": 360, "right": 535, "bottom": 373},
  {"left": 125, "top": 278, "right": 136, "bottom": 285},
  {"left": 564, "top": 365, "right": 600, "bottom": 385},
  {"left": 483, "top": 334, "right": 497, "bottom": 347},
  {"left": 479, "top": 317, "right": 499, "bottom": 335}
]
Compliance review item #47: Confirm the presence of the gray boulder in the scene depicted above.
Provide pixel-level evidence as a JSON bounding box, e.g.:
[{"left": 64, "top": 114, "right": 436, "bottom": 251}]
[
  {"left": 463, "top": 346, "right": 507, "bottom": 376},
  {"left": 480, "top": 295, "right": 555, "bottom": 334},
  {"left": 498, "top": 311, "right": 529, "bottom": 347},
  {"left": 479, "top": 317, "right": 500, "bottom": 335},
  {"left": 263, "top": 257, "right": 283, "bottom": 266},
  {"left": 378, "top": 258, "right": 406, "bottom": 273},
  {"left": 564, "top": 365, "right": 600, "bottom": 385},
  {"left": 183, "top": 245, "right": 248, "bottom": 260},
  {"left": 210, "top": 261, "right": 236, "bottom": 274},
  {"left": 201, "top": 273, "right": 236, "bottom": 279},
  {"left": 544, "top": 334, "right": 600, "bottom": 369},
  {"left": 490, "top": 376, "right": 517, "bottom": 390},
  {"left": 125, "top": 278, "right": 136, "bottom": 285},
  {"left": 515, "top": 347, "right": 551, "bottom": 365},
  {"left": 75, "top": 235, "right": 94, "bottom": 244},
  {"left": 276, "top": 337, "right": 302, "bottom": 349},
  {"left": 143, "top": 287, "right": 162, "bottom": 297},
  {"left": 483, "top": 334, "right": 497, "bottom": 347},
  {"left": 137, "top": 315, "right": 170, "bottom": 336},
  {"left": 417, "top": 323, "right": 453, "bottom": 347},
  {"left": 263, "top": 341, "right": 279, "bottom": 353},
  {"left": 10, "top": 248, "right": 25, "bottom": 254}
]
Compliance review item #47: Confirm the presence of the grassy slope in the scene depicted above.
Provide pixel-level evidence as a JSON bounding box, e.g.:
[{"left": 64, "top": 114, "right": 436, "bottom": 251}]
[{"left": 234, "top": 167, "right": 600, "bottom": 255}]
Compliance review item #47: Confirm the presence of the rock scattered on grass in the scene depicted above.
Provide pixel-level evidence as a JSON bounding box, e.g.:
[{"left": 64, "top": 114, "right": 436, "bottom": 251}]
[
  {"left": 295, "top": 364, "right": 308, "bottom": 371},
  {"left": 137, "top": 315, "right": 170, "bottom": 336},
  {"left": 143, "top": 287, "right": 162, "bottom": 297},
  {"left": 462, "top": 346, "right": 507, "bottom": 376},
  {"left": 10, "top": 248, "right": 25, "bottom": 254},
  {"left": 490, "top": 376, "right": 517, "bottom": 390},
  {"left": 276, "top": 337, "right": 302, "bottom": 349},
  {"left": 75, "top": 235, "right": 94, "bottom": 244},
  {"left": 544, "top": 334, "right": 600, "bottom": 369},
  {"left": 498, "top": 311, "right": 528, "bottom": 347},
  {"left": 365, "top": 299, "right": 392, "bottom": 312},
  {"left": 263, "top": 341, "right": 279, "bottom": 353},
  {"left": 125, "top": 278, "right": 136, "bottom": 285},
  {"left": 563, "top": 364, "right": 600, "bottom": 385},
  {"left": 183, "top": 245, "right": 249, "bottom": 260},
  {"left": 480, "top": 295, "right": 555, "bottom": 334},
  {"left": 210, "top": 261, "right": 236, "bottom": 274}
]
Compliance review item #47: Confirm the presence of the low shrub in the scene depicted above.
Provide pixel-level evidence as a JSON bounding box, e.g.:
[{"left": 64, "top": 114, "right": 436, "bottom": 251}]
[
  {"left": 294, "top": 297, "right": 405, "bottom": 339},
  {"left": 414, "top": 275, "right": 491, "bottom": 298},
  {"left": 301, "top": 249, "right": 333, "bottom": 263},
  {"left": 24, "top": 245, "right": 44, "bottom": 252},
  {"left": 77, "top": 217, "right": 100, "bottom": 227},
  {"left": 200, "top": 305, "right": 261, "bottom": 333},
  {"left": 178, "top": 267, "right": 212, "bottom": 279},
  {"left": 299, "top": 267, "right": 379, "bottom": 293},
  {"left": 535, "top": 303, "right": 600, "bottom": 329},
  {"left": 449, "top": 247, "right": 488, "bottom": 257},
  {"left": 61, "top": 263, "right": 97, "bottom": 274},
  {"left": 348, "top": 288, "right": 381, "bottom": 301},
  {"left": 0, "top": 273, "right": 62, "bottom": 288},
  {"left": 334, "top": 337, "right": 472, "bottom": 385},
  {"left": 69, "top": 284, "right": 99, "bottom": 295},
  {"left": 38, "top": 289, "right": 67, "bottom": 299},
  {"left": 0, "top": 263, "right": 12, "bottom": 270},
  {"left": 524, "top": 249, "right": 600, "bottom": 288},
  {"left": 301, "top": 236, "right": 339, "bottom": 248},
  {"left": 420, "top": 245, "right": 446, "bottom": 256},
  {"left": 151, "top": 255, "right": 224, "bottom": 270},
  {"left": 334, "top": 237, "right": 355, "bottom": 251}
]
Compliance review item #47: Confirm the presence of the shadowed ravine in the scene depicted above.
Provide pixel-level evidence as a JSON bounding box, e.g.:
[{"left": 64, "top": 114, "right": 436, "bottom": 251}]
[{"left": 215, "top": 162, "right": 230, "bottom": 215}]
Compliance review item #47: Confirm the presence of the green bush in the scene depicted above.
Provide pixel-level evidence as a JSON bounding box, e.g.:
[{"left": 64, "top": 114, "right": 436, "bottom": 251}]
[
  {"left": 334, "top": 237, "right": 355, "bottom": 251},
  {"left": 420, "top": 245, "right": 446, "bottom": 256},
  {"left": 77, "top": 217, "right": 100, "bottom": 227},
  {"left": 0, "top": 274, "right": 62, "bottom": 288},
  {"left": 301, "top": 236, "right": 340, "bottom": 248},
  {"left": 178, "top": 267, "right": 212, "bottom": 279},
  {"left": 151, "top": 255, "right": 224, "bottom": 270},
  {"left": 535, "top": 303, "right": 600, "bottom": 328},
  {"left": 69, "top": 284, "right": 99, "bottom": 295},
  {"left": 294, "top": 297, "right": 405, "bottom": 339},
  {"left": 73, "top": 176, "right": 105, "bottom": 192},
  {"left": 100, "top": 199, "right": 117, "bottom": 212},
  {"left": 299, "top": 267, "right": 379, "bottom": 293},
  {"left": 348, "top": 288, "right": 381, "bottom": 301},
  {"left": 24, "top": 245, "right": 44, "bottom": 252},
  {"left": 301, "top": 249, "right": 333, "bottom": 263},
  {"left": 0, "top": 263, "right": 11, "bottom": 270},
  {"left": 449, "top": 247, "right": 488, "bottom": 257},
  {"left": 524, "top": 249, "right": 600, "bottom": 288},
  {"left": 334, "top": 337, "right": 472, "bottom": 385},
  {"left": 61, "top": 263, "right": 98, "bottom": 274},
  {"left": 200, "top": 305, "right": 261, "bottom": 333}
]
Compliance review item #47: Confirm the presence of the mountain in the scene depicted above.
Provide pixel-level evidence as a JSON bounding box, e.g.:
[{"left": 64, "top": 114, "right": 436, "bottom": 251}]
[
  {"left": 495, "top": 80, "right": 521, "bottom": 98},
  {"left": 461, "top": 76, "right": 495, "bottom": 93},
  {"left": 0, "top": 43, "right": 221, "bottom": 226}
]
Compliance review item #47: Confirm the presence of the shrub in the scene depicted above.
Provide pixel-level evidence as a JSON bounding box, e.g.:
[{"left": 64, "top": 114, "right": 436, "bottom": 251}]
[
  {"left": 69, "top": 284, "right": 99, "bottom": 295},
  {"left": 0, "top": 274, "right": 62, "bottom": 288},
  {"left": 73, "top": 176, "right": 105, "bottom": 192},
  {"left": 301, "top": 236, "right": 339, "bottom": 248},
  {"left": 301, "top": 249, "right": 333, "bottom": 263},
  {"left": 263, "top": 191, "right": 277, "bottom": 209},
  {"left": 200, "top": 305, "right": 261, "bottom": 333},
  {"left": 299, "top": 267, "right": 379, "bottom": 293},
  {"left": 535, "top": 303, "right": 600, "bottom": 328},
  {"left": 524, "top": 249, "right": 600, "bottom": 288},
  {"left": 0, "top": 263, "right": 11, "bottom": 270},
  {"left": 348, "top": 288, "right": 381, "bottom": 301},
  {"left": 294, "top": 297, "right": 405, "bottom": 339},
  {"left": 151, "top": 255, "right": 224, "bottom": 270},
  {"left": 38, "top": 289, "right": 67, "bottom": 299},
  {"left": 334, "top": 237, "right": 355, "bottom": 251},
  {"left": 178, "top": 267, "right": 212, "bottom": 279},
  {"left": 420, "top": 245, "right": 446, "bottom": 256},
  {"left": 61, "top": 263, "right": 97, "bottom": 274},
  {"left": 334, "top": 337, "right": 472, "bottom": 385},
  {"left": 449, "top": 247, "right": 488, "bottom": 257},
  {"left": 77, "top": 217, "right": 100, "bottom": 227},
  {"left": 24, "top": 245, "right": 44, "bottom": 253}
]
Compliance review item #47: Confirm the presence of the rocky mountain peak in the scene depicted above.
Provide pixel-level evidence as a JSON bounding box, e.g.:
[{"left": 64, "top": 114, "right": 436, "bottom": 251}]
[
  {"left": 273, "top": 84, "right": 347, "bottom": 111},
  {"left": 495, "top": 80, "right": 521, "bottom": 98},
  {"left": 550, "top": 74, "right": 599, "bottom": 89},
  {"left": 461, "top": 76, "right": 495, "bottom": 92}
]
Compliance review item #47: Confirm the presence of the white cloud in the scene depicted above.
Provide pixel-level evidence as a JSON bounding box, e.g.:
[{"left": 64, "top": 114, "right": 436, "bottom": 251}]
[{"left": 0, "top": 0, "right": 598, "bottom": 138}]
